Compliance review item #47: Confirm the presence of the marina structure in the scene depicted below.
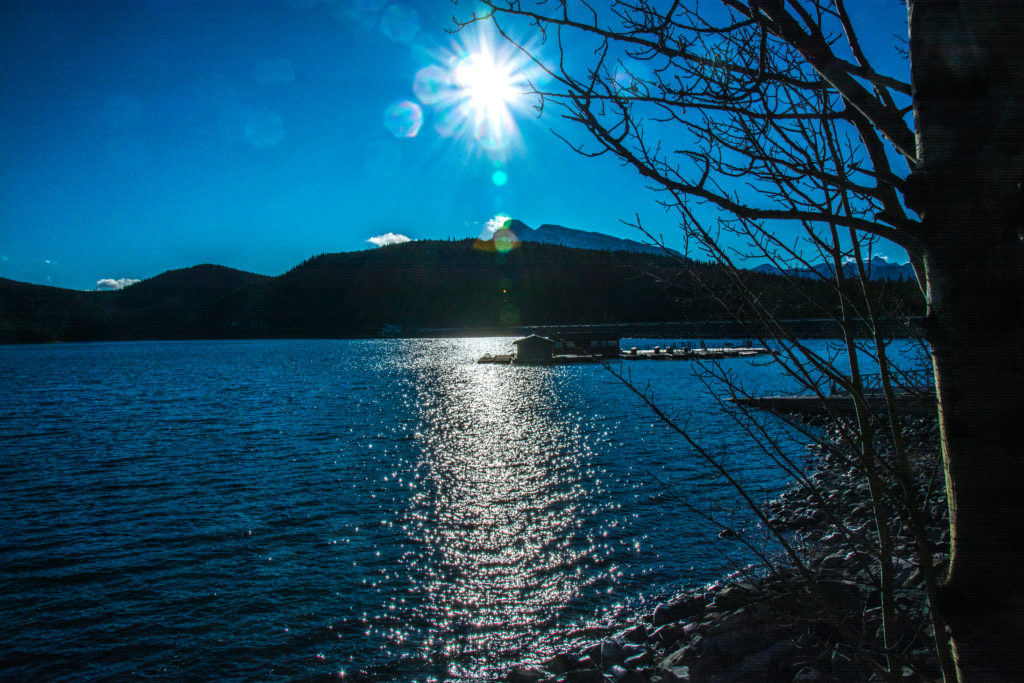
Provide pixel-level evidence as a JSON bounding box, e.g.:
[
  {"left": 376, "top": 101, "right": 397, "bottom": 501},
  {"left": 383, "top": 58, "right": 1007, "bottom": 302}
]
[{"left": 478, "top": 335, "right": 772, "bottom": 365}]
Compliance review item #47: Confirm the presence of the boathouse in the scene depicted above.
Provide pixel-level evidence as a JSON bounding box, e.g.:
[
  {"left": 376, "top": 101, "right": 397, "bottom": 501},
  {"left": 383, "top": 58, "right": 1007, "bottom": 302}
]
[{"left": 512, "top": 335, "right": 555, "bottom": 364}]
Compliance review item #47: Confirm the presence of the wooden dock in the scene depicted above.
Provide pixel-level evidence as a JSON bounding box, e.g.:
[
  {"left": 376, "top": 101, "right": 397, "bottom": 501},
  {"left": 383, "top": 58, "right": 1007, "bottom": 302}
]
[
  {"left": 619, "top": 346, "right": 771, "bottom": 360},
  {"left": 477, "top": 353, "right": 603, "bottom": 365},
  {"left": 478, "top": 346, "right": 772, "bottom": 365},
  {"left": 478, "top": 353, "right": 514, "bottom": 364},
  {"left": 730, "top": 393, "right": 937, "bottom": 418}
]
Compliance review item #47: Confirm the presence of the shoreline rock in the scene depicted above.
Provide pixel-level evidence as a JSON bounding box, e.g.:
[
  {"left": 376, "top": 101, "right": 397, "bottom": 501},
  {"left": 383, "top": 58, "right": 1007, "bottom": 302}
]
[{"left": 509, "top": 418, "right": 946, "bottom": 682}]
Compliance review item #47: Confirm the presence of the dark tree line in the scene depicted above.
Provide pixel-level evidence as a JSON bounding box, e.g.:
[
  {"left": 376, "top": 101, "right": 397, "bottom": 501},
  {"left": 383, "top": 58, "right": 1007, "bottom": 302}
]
[{"left": 0, "top": 239, "right": 920, "bottom": 343}]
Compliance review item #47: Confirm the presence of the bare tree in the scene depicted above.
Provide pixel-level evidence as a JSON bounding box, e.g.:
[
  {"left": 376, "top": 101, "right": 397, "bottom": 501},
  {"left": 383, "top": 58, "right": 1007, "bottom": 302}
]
[{"left": 462, "top": 1, "right": 1024, "bottom": 680}]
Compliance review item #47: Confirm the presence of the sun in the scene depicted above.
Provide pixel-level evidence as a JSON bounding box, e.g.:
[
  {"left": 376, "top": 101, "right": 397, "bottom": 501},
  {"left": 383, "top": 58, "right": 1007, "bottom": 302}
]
[
  {"left": 450, "top": 40, "right": 530, "bottom": 151},
  {"left": 414, "top": 26, "right": 539, "bottom": 154},
  {"left": 454, "top": 50, "right": 521, "bottom": 117}
]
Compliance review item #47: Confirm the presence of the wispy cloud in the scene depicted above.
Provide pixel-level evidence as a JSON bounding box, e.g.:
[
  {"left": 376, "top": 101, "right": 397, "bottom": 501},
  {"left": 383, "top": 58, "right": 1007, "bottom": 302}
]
[
  {"left": 483, "top": 214, "right": 511, "bottom": 236},
  {"left": 367, "top": 232, "right": 412, "bottom": 247},
  {"left": 96, "top": 277, "right": 140, "bottom": 291}
]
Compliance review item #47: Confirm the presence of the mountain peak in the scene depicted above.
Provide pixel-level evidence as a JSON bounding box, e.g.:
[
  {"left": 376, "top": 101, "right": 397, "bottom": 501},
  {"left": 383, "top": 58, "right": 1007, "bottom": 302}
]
[
  {"left": 752, "top": 257, "right": 916, "bottom": 282},
  {"left": 498, "top": 219, "right": 676, "bottom": 257}
]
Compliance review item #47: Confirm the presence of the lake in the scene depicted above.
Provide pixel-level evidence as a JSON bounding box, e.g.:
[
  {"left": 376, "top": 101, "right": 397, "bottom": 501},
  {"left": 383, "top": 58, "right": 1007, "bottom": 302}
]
[{"left": 0, "top": 337, "right": 901, "bottom": 680}]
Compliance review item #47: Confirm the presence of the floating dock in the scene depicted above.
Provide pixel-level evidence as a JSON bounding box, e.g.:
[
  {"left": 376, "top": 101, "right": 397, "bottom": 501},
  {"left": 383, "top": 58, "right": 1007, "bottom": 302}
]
[
  {"left": 618, "top": 346, "right": 771, "bottom": 361},
  {"left": 477, "top": 345, "right": 772, "bottom": 365}
]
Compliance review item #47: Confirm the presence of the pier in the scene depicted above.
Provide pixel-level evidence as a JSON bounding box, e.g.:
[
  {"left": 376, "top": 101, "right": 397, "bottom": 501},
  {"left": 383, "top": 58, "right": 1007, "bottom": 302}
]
[
  {"left": 730, "top": 371, "right": 937, "bottom": 418},
  {"left": 730, "top": 393, "right": 936, "bottom": 418},
  {"left": 478, "top": 343, "right": 772, "bottom": 365}
]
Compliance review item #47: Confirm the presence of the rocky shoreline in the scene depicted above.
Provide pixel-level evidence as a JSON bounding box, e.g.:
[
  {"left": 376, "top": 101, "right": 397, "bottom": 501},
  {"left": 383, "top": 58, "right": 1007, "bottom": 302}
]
[{"left": 509, "top": 419, "right": 947, "bottom": 683}]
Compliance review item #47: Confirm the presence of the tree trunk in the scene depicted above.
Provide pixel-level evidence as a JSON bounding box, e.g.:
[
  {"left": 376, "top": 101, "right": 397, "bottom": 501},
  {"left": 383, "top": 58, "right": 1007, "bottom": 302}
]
[
  {"left": 909, "top": 1, "right": 1024, "bottom": 679},
  {"left": 923, "top": 235, "right": 1024, "bottom": 680}
]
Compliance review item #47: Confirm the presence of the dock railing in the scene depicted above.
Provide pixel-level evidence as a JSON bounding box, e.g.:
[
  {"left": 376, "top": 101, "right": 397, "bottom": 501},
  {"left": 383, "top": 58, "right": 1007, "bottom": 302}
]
[{"left": 831, "top": 368, "right": 935, "bottom": 396}]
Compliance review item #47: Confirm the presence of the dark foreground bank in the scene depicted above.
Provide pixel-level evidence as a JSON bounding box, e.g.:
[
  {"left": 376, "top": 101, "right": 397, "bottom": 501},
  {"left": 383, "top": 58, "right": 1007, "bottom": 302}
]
[{"left": 507, "top": 419, "right": 947, "bottom": 682}]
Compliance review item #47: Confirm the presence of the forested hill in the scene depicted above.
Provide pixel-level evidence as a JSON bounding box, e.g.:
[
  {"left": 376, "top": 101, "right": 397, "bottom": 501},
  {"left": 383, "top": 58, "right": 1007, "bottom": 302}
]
[{"left": 0, "top": 239, "right": 923, "bottom": 343}]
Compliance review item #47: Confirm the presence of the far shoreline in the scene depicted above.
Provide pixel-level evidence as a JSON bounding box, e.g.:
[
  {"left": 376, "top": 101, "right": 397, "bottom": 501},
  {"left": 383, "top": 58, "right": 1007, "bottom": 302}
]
[{"left": 0, "top": 317, "right": 925, "bottom": 347}]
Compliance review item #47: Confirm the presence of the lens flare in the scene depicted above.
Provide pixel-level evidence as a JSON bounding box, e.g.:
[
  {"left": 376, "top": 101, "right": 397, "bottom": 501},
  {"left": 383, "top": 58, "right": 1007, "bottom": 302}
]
[
  {"left": 380, "top": 4, "right": 419, "bottom": 44},
  {"left": 383, "top": 100, "right": 423, "bottom": 138},
  {"left": 413, "top": 65, "right": 450, "bottom": 106},
  {"left": 493, "top": 227, "right": 519, "bottom": 253},
  {"left": 474, "top": 215, "right": 519, "bottom": 252}
]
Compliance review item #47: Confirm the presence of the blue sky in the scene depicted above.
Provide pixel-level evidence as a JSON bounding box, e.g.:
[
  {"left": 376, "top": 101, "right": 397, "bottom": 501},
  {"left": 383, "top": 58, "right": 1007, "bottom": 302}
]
[{"left": 0, "top": 0, "right": 909, "bottom": 290}]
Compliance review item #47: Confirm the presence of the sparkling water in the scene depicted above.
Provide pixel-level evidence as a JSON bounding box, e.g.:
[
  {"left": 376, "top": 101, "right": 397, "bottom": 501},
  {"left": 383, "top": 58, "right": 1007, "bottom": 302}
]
[{"left": 1, "top": 337, "right": 905, "bottom": 680}]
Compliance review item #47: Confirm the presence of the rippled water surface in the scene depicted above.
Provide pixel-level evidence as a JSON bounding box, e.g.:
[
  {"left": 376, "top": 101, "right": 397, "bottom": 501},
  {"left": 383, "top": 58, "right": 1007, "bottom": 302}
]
[{"left": 1, "top": 338, "right": 846, "bottom": 680}]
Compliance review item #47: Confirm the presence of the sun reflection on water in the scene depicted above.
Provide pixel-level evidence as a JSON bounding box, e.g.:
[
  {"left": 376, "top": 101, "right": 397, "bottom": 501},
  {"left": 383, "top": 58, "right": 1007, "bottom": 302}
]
[{"left": 402, "top": 345, "right": 602, "bottom": 677}]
